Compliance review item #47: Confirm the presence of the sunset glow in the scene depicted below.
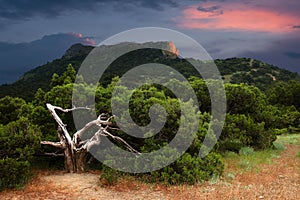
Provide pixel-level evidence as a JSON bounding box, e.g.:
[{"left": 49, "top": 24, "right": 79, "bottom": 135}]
[
  {"left": 69, "top": 32, "right": 96, "bottom": 45},
  {"left": 83, "top": 37, "right": 96, "bottom": 45},
  {"left": 178, "top": 3, "right": 300, "bottom": 33},
  {"left": 69, "top": 32, "right": 83, "bottom": 38}
]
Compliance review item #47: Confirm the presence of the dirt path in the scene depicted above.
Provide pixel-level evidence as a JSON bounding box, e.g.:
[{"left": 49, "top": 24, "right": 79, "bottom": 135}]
[
  {"left": 1, "top": 144, "right": 299, "bottom": 200},
  {"left": 1, "top": 171, "right": 166, "bottom": 200},
  {"left": 162, "top": 144, "right": 299, "bottom": 199}
]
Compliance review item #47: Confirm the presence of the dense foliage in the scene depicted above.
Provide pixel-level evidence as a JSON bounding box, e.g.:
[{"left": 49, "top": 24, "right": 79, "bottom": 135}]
[
  {"left": 0, "top": 53, "right": 300, "bottom": 188},
  {"left": 0, "top": 118, "right": 41, "bottom": 190}
]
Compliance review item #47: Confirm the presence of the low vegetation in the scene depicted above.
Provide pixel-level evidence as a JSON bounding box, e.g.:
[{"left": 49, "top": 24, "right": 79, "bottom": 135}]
[{"left": 0, "top": 52, "right": 300, "bottom": 190}]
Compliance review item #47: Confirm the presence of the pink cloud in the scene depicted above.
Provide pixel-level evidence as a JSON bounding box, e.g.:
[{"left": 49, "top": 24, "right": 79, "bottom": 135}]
[
  {"left": 69, "top": 32, "right": 83, "bottom": 38},
  {"left": 177, "top": 3, "right": 300, "bottom": 33},
  {"left": 68, "top": 32, "right": 95, "bottom": 46},
  {"left": 83, "top": 37, "right": 96, "bottom": 46}
]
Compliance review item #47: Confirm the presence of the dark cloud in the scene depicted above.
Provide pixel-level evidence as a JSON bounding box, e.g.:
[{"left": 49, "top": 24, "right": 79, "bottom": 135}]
[
  {"left": 197, "top": 5, "right": 221, "bottom": 12},
  {"left": 0, "top": 0, "right": 178, "bottom": 22},
  {"left": 0, "top": 33, "right": 94, "bottom": 84},
  {"left": 237, "top": 35, "right": 300, "bottom": 74},
  {"left": 293, "top": 25, "right": 300, "bottom": 29},
  {"left": 284, "top": 52, "right": 300, "bottom": 59},
  {"left": 140, "top": 0, "right": 178, "bottom": 11},
  {"left": 0, "top": 0, "right": 92, "bottom": 20}
]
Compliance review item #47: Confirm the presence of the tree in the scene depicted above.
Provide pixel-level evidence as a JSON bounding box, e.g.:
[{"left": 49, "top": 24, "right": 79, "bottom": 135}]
[
  {"left": 50, "top": 64, "right": 77, "bottom": 88},
  {"left": 189, "top": 77, "right": 210, "bottom": 112},
  {"left": 266, "top": 81, "right": 293, "bottom": 106},
  {"left": 266, "top": 80, "right": 300, "bottom": 110},
  {"left": 225, "top": 83, "right": 266, "bottom": 117},
  {"left": 40, "top": 103, "right": 139, "bottom": 172},
  {"left": 99, "top": 82, "right": 224, "bottom": 184},
  {"left": 219, "top": 114, "right": 276, "bottom": 151},
  {"left": 0, "top": 96, "right": 26, "bottom": 125},
  {"left": 0, "top": 118, "right": 41, "bottom": 190}
]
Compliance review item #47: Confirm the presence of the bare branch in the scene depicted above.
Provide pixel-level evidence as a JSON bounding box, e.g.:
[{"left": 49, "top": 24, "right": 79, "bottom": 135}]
[
  {"left": 76, "top": 123, "right": 140, "bottom": 155},
  {"left": 41, "top": 141, "right": 65, "bottom": 149},
  {"left": 81, "top": 129, "right": 103, "bottom": 152},
  {"left": 108, "top": 127, "right": 120, "bottom": 131},
  {"left": 43, "top": 152, "right": 64, "bottom": 157},
  {"left": 102, "top": 128, "right": 140, "bottom": 155},
  {"left": 46, "top": 104, "right": 73, "bottom": 142},
  {"left": 48, "top": 104, "right": 92, "bottom": 113},
  {"left": 73, "top": 119, "right": 99, "bottom": 144},
  {"left": 73, "top": 114, "right": 113, "bottom": 144},
  {"left": 97, "top": 114, "right": 113, "bottom": 126}
]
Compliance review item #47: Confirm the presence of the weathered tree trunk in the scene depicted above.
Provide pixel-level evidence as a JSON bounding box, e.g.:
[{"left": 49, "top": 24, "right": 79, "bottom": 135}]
[
  {"left": 41, "top": 104, "right": 90, "bottom": 173},
  {"left": 75, "top": 150, "right": 88, "bottom": 172},
  {"left": 64, "top": 149, "right": 87, "bottom": 173},
  {"left": 60, "top": 133, "right": 88, "bottom": 173},
  {"left": 41, "top": 103, "right": 139, "bottom": 173}
]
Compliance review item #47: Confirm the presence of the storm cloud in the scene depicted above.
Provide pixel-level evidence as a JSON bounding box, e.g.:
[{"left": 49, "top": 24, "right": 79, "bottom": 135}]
[
  {"left": 237, "top": 35, "right": 300, "bottom": 74},
  {"left": 0, "top": 0, "right": 178, "bottom": 21},
  {"left": 0, "top": 33, "right": 95, "bottom": 84},
  {"left": 197, "top": 5, "right": 221, "bottom": 12}
]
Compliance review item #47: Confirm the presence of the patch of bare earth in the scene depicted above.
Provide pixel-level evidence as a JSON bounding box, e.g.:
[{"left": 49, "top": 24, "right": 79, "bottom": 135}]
[
  {"left": 1, "top": 144, "right": 299, "bottom": 200},
  {"left": 161, "top": 145, "right": 299, "bottom": 199},
  {"left": 1, "top": 170, "right": 165, "bottom": 200}
]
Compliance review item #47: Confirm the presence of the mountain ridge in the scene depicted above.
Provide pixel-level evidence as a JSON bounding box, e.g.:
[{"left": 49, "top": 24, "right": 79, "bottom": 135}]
[{"left": 0, "top": 42, "right": 299, "bottom": 101}]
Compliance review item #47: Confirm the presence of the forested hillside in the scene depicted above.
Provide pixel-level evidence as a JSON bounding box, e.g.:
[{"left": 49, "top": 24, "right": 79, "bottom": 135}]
[
  {"left": 0, "top": 42, "right": 299, "bottom": 190},
  {"left": 0, "top": 43, "right": 299, "bottom": 101}
]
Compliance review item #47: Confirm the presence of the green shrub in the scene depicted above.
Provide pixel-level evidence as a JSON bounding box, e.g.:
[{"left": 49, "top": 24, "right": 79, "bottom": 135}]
[
  {"left": 239, "top": 147, "right": 254, "bottom": 156},
  {"left": 0, "top": 118, "right": 41, "bottom": 161},
  {"left": 0, "top": 158, "right": 31, "bottom": 190},
  {"left": 274, "top": 128, "right": 288, "bottom": 135},
  {"left": 0, "top": 118, "right": 41, "bottom": 190},
  {"left": 99, "top": 152, "right": 224, "bottom": 185},
  {"left": 221, "top": 140, "right": 244, "bottom": 152},
  {"left": 99, "top": 165, "right": 124, "bottom": 185},
  {"left": 219, "top": 114, "right": 277, "bottom": 151},
  {"left": 146, "top": 152, "right": 224, "bottom": 184}
]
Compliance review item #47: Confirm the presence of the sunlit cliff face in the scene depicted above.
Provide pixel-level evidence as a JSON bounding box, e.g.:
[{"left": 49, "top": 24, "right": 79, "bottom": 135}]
[{"left": 167, "top": 41, "right": 179, "bottom": 57}]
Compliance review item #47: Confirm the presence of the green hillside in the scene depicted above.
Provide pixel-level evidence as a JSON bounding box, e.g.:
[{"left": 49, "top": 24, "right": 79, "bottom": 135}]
[
  {"left": 0, "top": 42, "right": 299, "bottom": 190},
  {"left": 0, "top": 43, "right": 299, "bottom": 101}
]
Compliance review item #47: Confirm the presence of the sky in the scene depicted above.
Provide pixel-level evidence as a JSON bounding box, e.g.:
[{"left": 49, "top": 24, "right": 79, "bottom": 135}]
[{"left": 0, "top": 0, "right": 300, "bottom": 83}]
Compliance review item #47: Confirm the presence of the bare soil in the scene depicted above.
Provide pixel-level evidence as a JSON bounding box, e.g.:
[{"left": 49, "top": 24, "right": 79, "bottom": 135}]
[{"left": 1, "top": 144, "right": 299, "bottom": 200}]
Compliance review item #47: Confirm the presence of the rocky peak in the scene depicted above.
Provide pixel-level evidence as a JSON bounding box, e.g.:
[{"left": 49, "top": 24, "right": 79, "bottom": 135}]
[
  {"left": 162, "top": 41, "right": 179, "bottom": 58},
  {"left": 62, "top": 41, "right": 179, "bottom": 60}
]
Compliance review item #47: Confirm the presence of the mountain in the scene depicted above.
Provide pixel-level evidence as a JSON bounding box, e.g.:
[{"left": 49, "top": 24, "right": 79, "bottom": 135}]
[
  {"left": 215, "top": 58, "right": 300, "bottom": 88},
  {"left": 0, "top": 44, "right": 93, "bottom": 100},
  {"left": 0, "top": 33, "right": 95, "bottom": 84},
  {"left": 0, "top": 42, "right": 299, "bottom": 101}
]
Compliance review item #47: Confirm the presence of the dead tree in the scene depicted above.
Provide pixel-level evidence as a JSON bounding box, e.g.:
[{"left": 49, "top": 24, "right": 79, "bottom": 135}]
[{"left": 41, "top": 103, "right": 139, "bottom": 173}]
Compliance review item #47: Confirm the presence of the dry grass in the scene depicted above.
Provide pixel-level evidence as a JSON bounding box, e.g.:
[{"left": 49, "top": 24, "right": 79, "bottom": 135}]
[{"left": 1, "top": 135, "right": 299, "bottom": 200}]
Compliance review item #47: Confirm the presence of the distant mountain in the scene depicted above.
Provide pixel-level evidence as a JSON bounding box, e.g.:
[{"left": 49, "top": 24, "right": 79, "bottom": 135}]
[
  {"left": 0, "top": 33, "right": 95, "bottom": 84},
  {"left": 0, "top": 44, "right": 93, "bottom": 100},
  {"left": 0, "top": 42, "right": 299, "bottom": 101}
]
